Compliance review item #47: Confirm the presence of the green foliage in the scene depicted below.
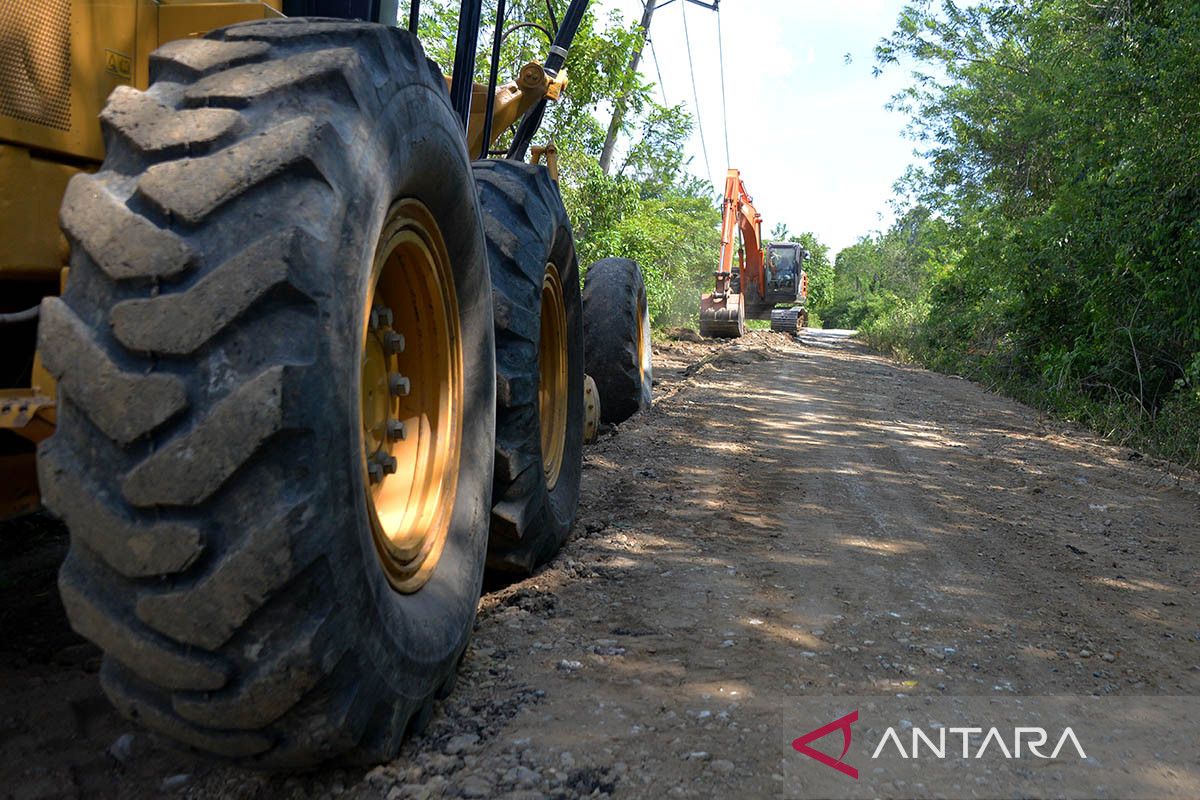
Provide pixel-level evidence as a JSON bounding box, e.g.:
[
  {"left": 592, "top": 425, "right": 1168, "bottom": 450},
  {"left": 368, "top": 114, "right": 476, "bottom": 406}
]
[
  {"left": 847, "top": 0, "right": 1200, "bottom": 466},
  {"left": 791, "top": 232, "right": 834, "bottom": 312},
  {"left": 414, "top": 1, "right": 721, "bottom": 328},
  {"left": 563, "top": 168, "right": 720, "bottom": 326},
  {"left": 822, "top": 207, "right": 954, "bottom": 330}
]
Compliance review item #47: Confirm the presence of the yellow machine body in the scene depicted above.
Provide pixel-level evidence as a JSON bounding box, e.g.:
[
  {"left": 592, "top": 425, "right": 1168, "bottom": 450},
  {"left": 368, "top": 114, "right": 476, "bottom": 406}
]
[
  {"left": 0, "top": 0, "right": 282, "bottom": 518},
  {"left": 0, "top": 0, "right": 283, "bottom": 168}
]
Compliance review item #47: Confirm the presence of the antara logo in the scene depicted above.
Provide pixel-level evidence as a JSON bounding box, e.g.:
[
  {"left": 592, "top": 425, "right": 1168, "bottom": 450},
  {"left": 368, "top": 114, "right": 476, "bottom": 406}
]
[
  {"left": 793, "top": 710, "right": 1088, "bottom": 780},
  {"left": 792, "top": 710, "right": 860, "bottom": 779}
]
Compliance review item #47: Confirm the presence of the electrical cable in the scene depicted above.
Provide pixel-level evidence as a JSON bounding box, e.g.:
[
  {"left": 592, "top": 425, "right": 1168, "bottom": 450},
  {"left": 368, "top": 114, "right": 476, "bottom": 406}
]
[
  {"left": 648, "top": 36, "right": 668, "bottom": 105},
  {"left": 0, "top": 305, "right": 39, "bottom": 325},
  {"left": 501, "top": 21, "right": 553, "bottom": 45},
  {"left": 680, "top": 0, "right": 713, "bottom": 183},
  {"left": 717, "top": 5, "right": 730, "bottom": 167}
]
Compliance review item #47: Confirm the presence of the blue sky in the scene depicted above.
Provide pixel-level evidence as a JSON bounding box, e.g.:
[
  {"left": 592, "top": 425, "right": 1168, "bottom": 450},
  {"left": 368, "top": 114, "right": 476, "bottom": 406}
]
[{"left": 596, "top": 0, "right": 920, "bottom": 254}]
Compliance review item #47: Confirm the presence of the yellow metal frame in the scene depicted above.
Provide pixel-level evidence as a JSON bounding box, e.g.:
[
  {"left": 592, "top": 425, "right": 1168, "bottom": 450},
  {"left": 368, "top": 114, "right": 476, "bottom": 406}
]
[
  {"left": 531, "top": 143, "right": 559, "bottom": 182},
  {"left": 0, "top": 146, "right": 80, "bottom": 279},
  {"left": 0, "top": 1, "right": 282, "bottom": 167},
  {"left": 450, "top": 63, "right": 568, "bottom": 158}
]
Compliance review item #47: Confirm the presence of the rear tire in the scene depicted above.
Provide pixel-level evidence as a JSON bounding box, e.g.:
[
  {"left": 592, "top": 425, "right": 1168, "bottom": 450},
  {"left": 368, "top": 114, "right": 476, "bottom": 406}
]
[
  {"left": 582, "top": 258, "right": 653, "bottom": 424},
  {"left": 475, "top": 161, "right": 584, "bottom": 575},
  {"left": 37, "top": 21, "right": 493, "bottom": 767}
]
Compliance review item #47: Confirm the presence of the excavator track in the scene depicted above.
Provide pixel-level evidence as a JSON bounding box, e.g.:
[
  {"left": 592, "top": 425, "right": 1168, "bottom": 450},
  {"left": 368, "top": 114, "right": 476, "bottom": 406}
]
[{"left": 770, "top": 307, "right": 803, "bottom": 334}]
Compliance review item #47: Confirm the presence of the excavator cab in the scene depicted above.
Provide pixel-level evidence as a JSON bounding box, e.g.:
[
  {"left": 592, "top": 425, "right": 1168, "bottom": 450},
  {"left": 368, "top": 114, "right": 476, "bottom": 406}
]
[
  {"left": 763, "top": 242, "right": 809, "bottom": 333},
  {"left": 765, "top": 242, "right": 809, "bottom": 307}
]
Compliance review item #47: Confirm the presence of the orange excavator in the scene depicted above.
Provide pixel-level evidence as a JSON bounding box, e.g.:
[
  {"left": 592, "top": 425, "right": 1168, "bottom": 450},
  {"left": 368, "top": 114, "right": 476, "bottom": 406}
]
[{"left": 699, "top": 168, "right": 809, "bottom": 337}]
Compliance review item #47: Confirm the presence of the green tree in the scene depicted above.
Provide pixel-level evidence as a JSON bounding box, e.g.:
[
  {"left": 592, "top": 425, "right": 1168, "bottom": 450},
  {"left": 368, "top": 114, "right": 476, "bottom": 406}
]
[
  {"left": 412, "top": 1, "right": 721, "bottom": 327},
  {"left": 850, "top": 0, "right": 1200, "bottom": 465},
  {"left": 792, "top": 232, "right": 833, "bottom": 312}
]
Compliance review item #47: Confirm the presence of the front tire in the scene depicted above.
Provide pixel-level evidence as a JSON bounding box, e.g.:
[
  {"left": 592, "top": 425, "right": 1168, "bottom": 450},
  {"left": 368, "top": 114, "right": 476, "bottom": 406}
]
[{"left": 38, "top": 20, "right": 493, "bottom": 766}]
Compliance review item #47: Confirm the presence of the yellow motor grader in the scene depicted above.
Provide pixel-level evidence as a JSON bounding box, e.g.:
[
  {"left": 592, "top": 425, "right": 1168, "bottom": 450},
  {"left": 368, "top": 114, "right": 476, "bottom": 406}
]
[{"left": 0, "top": 0, "right": 654, "bottom": 766}]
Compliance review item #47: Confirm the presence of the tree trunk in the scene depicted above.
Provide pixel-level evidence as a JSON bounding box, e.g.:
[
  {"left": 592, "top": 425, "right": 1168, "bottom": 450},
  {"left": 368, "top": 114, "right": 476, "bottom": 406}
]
[{"left": 598, "top": 0, "right": 656, "bottom": 175}]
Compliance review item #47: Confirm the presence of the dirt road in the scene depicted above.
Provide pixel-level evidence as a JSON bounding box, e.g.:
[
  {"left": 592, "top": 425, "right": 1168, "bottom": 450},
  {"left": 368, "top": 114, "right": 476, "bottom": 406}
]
[{"left": 3, "top": 330, "right": 1198, "bottom": 799}]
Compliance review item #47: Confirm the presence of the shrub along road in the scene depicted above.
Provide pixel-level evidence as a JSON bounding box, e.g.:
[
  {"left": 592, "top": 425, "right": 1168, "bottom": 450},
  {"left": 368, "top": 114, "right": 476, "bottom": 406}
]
[{"left": 1, "top": 330, "right": 1197, "bottom": 798}]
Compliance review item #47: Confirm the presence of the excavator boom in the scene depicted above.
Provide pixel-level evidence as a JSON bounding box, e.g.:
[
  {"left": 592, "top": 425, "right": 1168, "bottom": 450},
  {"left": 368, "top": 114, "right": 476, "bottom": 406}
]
[{"left": 717, "top": 170, "right": 766, "bottom": 302}]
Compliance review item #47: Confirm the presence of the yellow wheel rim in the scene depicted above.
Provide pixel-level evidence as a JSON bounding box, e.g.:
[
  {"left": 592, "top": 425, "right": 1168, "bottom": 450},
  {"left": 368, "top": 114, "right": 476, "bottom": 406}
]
[
  {"left": 539, "top": 262, "right": 569, "bottom": 491},
  {"left": 636, "top": 286, "right": 648, "bottom": 385},
  {"left": 360, "top": 200, "right": 462, "bottom": 593}
]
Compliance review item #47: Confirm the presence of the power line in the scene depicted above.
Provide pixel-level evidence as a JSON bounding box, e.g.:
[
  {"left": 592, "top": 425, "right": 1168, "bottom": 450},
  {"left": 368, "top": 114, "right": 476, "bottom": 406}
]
[
  {"left": 717, "top": 6, "right": 730, "bottom": 167},
  {"left": 648, "top": 36, "right": 668, "bottom": 106},
  {"left": 680, "top": 0, "right": 712, "bottom": 183}
]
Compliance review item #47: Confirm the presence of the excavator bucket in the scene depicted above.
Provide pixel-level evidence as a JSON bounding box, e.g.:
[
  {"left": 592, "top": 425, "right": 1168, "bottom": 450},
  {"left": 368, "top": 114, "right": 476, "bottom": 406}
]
[{"left": 699, "top": 291, "right": 745, "bottom": 338}]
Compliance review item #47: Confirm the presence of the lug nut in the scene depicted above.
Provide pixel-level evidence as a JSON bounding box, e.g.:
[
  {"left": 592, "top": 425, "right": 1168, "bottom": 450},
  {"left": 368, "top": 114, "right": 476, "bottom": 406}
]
[
  {"left": 367, "top": 461, "right": 383, "bottom": 484},
  {"left": 375, "top": 452, "right": 398, "bottom": 475},
  {"left": 383, "top": 331, "right": 405, "bottom": 355},
  {"left": 389, "top": 373, "right": 410, "bottom": 397},
  {"left": 387, "top": 419, "right": 407, "bottom": 441},
  {"left": 370, "top": 307, "right": 394, "bottom": 330}
]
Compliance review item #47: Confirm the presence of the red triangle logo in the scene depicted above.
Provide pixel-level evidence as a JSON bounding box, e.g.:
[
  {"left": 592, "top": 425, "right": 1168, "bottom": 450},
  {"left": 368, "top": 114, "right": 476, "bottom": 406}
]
[{"left": 792, "top": 710, "right": 859, "bottom": 779}]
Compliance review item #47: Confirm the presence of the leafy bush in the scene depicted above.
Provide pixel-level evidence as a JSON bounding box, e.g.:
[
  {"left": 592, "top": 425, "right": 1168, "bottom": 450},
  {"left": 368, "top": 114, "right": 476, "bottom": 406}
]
[{"left": 832, "top": 0, "right": 1200, "bottom": 468}]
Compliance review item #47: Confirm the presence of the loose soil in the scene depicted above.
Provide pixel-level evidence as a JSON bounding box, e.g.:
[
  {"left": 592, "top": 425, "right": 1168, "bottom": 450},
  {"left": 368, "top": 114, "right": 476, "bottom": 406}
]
[{"left": 2, "top": 329, "right": 1197, "bottom": 799}]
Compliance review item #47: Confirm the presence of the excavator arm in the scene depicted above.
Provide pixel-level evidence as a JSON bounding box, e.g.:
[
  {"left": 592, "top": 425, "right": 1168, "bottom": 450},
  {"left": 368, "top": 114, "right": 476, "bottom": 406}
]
[
  {"left": 717, "top": 169, "right": 767, "bottom": 302},
  {"left": 701, "top": 168, "right": 766, "bottom": 337}
]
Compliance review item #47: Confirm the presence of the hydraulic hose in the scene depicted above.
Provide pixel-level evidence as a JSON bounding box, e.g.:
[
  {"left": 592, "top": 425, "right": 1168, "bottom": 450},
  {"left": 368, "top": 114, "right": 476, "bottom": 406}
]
[
  {"left": 0, "top": 305, "right": 39, "bottom": 324},
  {"left": 506, "top": 0, "right": 589, "bottom": 160}
]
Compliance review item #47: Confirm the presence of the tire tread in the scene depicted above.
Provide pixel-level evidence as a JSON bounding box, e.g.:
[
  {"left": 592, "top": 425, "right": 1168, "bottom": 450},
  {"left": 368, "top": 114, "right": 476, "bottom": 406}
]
[{"left": 40, "top": 19, "right": 482, "bottom": 766}]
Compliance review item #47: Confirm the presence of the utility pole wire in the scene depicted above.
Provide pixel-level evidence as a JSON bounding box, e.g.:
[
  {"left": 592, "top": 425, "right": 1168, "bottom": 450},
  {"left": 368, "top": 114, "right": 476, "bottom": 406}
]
[
  {"left": 717, "top": 6, "right": 730, "bottom": 167},
  {"left": 681, "top": 0, "right": 713, "bottom": 183},
  {"left": 648, "top": 36, "right": 668, "bottom": 105}
]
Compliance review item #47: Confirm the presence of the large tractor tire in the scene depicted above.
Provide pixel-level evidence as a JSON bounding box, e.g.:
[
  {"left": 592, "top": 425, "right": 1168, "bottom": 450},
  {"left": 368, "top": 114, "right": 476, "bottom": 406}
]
[
  {"left": 474, "top": 161, "right": 584, "bottom": 575},
  {"left": 582, "top": 258, "right": 652, "bottom": 424},
  {"left": 36, "top": 21, "right": 494, "bottom": 767}
]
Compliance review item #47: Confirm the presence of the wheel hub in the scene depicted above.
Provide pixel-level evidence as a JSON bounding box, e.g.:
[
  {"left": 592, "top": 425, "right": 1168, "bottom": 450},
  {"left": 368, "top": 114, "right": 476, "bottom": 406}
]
[
  {"left": 637, "top": 286, "right": 648, "bottom": 384},
  {"left": 360, "top": 200, "right": 462, "bottom": 593}
]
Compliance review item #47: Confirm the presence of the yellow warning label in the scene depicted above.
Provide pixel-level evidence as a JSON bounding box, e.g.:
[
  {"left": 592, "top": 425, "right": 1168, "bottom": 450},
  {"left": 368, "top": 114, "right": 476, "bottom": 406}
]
[{"left": 105, "top": 49, "right": 132, "bottom": 81}]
